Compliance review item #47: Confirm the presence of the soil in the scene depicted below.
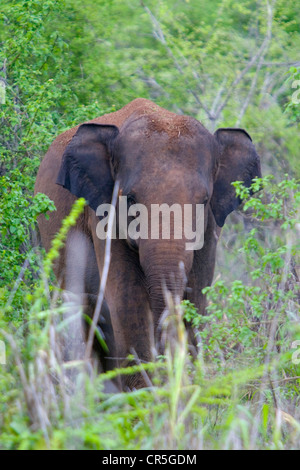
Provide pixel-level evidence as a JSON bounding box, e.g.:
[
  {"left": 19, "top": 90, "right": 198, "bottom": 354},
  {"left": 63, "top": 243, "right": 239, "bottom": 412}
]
[{"left": 55, "top": 98, "right": 195, "bottom": 148}]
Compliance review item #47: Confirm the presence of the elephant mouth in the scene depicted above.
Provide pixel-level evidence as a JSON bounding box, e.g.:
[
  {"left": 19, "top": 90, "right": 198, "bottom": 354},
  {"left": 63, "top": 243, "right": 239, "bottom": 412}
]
[{"left": 126, "top": 235, "right": 139, "bottom": 253}]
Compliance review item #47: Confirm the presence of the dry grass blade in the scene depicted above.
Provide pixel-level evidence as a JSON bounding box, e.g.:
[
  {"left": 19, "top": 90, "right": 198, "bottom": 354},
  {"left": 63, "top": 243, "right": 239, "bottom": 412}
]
[{"left": 84, "top": 180, "right": 120, "bottom": 361}]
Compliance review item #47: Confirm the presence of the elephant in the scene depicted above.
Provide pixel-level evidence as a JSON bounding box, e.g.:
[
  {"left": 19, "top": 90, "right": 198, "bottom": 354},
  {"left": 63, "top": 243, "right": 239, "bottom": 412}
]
[{"left": 34, "top": 98, "right": 262, "bottom": 389}]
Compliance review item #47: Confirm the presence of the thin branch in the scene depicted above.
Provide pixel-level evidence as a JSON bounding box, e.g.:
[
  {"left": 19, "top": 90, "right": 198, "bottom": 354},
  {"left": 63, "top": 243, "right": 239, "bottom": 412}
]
[
  {"left": 214, "top": 0, "right": 277, "bottom": 124},
  {"left": 7, "top": 256, "right": 30, "bottom": 306},
  {"left": 235, "top": 1, "right": 274, "bottom": 126},
  {"left": 210, "top": 77, "right": 227, "bottom": 118},
  {"left": 260, "top": 61, "right": 300, "bottom": 68},
  {"left": 141, "top": 1, "right": 214, "bottom": 121}
]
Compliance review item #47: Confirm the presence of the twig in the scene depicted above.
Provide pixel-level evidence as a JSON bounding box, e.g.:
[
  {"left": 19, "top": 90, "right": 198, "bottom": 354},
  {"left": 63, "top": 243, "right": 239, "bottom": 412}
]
[
  {"left": 130, "top": 348, "right": 153, "bottom": 388},
  {"left": 260, "top": 61, "right": 300, "bottom": 68},
  {"left": 271, "top": 376, "right": 300, "bottom": 384},
  {"left": 235, "top": 0, "right": 274, "bottom": 126},
  {"left": 214, "top": 0, "right": 277, "bottom": 124},
  {"left": 0, "top": 328, "right": 50, "bottom": 443},
  {"left": 141, "top": 1, "right": 214, "bottom": 121}
]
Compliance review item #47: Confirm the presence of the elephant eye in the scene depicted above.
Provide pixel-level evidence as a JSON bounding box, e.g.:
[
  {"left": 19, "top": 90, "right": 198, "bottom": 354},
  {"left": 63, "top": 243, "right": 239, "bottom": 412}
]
[{"left": 127, "top": 194, "right": 136, "bottom": 208}]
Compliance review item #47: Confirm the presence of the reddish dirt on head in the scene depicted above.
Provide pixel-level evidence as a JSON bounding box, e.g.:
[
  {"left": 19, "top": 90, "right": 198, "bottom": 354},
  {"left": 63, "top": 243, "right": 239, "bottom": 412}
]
[{"left": 57, "top": 98, "right": 195, "bottom": 149}]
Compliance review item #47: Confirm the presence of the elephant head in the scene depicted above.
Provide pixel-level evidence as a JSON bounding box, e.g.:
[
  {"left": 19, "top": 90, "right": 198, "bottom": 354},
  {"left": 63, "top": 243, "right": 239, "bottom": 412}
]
[{"left": 55, "top": 100, "right": 261, "bottom": 367}]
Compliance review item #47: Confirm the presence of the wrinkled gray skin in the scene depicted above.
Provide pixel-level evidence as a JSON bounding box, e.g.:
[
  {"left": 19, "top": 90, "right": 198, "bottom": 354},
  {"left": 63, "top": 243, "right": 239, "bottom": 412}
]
[{"left": 35, "top": 98, "right": 262, "bottom": 389}]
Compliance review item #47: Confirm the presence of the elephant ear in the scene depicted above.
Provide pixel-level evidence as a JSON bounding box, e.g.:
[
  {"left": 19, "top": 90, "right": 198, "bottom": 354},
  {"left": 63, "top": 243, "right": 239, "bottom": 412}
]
[
  {"left": 210, "top": 128, "right": 262, "bottom": 227},
  {"left": 56, "top": 123, "right": 119, "bottom": 211}
]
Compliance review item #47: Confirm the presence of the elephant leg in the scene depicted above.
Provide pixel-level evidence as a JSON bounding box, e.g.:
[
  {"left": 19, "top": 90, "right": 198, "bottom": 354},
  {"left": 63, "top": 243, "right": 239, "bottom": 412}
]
[
  {"left": 82, "top": 294, "right": 116, "bottom": 371},
  {"left": 186, "top": 207, "right": 220, "bottom": 313},
  {"left": 185, "top": 207, "right": 221, "bottom": 353},
  {"left": 63, "top": 228, "right": 116, "bottom": 375},
  {"left": 106, "top": 254, "right": 153, "bottom": 390},
  {"left": 91, "top": 232, "right": 153, "bottom": 389}
]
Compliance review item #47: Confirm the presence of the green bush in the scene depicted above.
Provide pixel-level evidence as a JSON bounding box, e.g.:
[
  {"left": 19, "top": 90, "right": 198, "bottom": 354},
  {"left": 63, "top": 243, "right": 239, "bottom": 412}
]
[
  {"left": 0, "top": 169, "right": 55, "bottom": 319},
  {"left": 193, "top": 176, "right": 299, "bottom": 370}
]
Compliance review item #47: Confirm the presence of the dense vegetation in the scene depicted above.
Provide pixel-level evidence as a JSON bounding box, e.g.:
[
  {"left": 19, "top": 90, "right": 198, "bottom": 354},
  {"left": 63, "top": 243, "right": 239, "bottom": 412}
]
[{"left": 0, "top": 0, "right": 299, "bottom": 450}]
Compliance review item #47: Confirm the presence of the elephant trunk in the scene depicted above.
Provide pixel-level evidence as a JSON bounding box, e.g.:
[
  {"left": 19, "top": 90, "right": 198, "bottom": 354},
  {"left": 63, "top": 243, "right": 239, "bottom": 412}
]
[{"left": 139, "top": 240, "right": 194, "bottom": 335}]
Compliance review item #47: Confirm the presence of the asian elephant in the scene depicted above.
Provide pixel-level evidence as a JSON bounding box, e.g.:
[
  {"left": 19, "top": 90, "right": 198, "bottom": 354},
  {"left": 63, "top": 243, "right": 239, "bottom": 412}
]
[{"left": 34, "top": 98, "right": 261, "bottom": 389}]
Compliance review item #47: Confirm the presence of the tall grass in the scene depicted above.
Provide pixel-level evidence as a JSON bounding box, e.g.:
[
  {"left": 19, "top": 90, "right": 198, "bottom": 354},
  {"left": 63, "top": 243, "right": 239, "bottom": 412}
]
[{"left": 0, "top": 176, "right": 299, "bottom": 450}]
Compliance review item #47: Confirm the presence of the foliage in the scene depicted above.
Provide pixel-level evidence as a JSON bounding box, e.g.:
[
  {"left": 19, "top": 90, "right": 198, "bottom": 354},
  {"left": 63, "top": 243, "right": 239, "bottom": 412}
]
[
  {"left": 285, "top": 66, "right": 300, "bottom": 123},
  {"left": 185, "top": 176, "right": 300, "bottom": 367},
  {"left": 0, "top": 0, "right": 112, "bottom": 314},
  {"left": 0, "top": 169, "right": 55, "bottom": 318},
  {"left": 46, "top": 0, "right": 300, "bottom": 177}
]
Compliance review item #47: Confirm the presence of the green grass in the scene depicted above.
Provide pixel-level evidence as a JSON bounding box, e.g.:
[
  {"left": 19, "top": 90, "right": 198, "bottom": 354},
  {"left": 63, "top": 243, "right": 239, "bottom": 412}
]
[{"left": 0, "top": 176, "right": 299, "bottom": 450}]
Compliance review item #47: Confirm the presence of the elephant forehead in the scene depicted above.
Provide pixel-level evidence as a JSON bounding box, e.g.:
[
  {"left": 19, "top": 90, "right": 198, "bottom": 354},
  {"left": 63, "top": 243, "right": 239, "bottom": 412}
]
[
  {"left": 116, "top": 137, "right": 215, "bottom": 195},
  {"left": 143, "top": 113, "right": 195, "bottom": 137},
  {"left": 126, "top": 165, "right": 208, "bottom": 203},
  {"left": 118, "top": 123, "right": 212, "bottom": 163},
  {"left": 115, "top": 112, "right": 215, "bottom": 185},
  {"left": 120, "top": 111, "right": 204, "bottom": 139}
]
